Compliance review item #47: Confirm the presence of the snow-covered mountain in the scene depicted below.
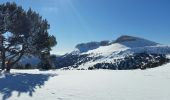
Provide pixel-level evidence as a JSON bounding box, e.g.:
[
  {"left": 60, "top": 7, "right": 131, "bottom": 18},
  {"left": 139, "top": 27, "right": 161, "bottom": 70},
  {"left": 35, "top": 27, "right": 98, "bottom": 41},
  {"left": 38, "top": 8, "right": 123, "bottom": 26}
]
[{"left": 55, "top": 35, "right": 170, "bottom": 70}]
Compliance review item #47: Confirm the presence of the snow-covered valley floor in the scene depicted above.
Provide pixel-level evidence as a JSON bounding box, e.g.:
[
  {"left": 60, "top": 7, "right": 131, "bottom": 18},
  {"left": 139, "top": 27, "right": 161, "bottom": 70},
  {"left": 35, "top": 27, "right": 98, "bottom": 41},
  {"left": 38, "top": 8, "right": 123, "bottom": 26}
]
[{"left": 1, "top": 63, "right": 170, "bottom": 100}]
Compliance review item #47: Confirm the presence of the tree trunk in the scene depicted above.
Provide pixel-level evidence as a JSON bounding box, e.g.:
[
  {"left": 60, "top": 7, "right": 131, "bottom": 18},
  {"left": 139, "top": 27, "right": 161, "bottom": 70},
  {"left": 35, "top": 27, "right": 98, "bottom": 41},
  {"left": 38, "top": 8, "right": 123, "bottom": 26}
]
[
  {"left": 1, "top": 50, "right": 6, "bottom": 70},
  {"left": 1, "top": 35, "right": 6, "bottom": 70},
  {"left": 6, "top": 52, "right": 24, "bottom": 72},
  {"left": 6, "top": 62, "right": 13, "bottom": 72}
]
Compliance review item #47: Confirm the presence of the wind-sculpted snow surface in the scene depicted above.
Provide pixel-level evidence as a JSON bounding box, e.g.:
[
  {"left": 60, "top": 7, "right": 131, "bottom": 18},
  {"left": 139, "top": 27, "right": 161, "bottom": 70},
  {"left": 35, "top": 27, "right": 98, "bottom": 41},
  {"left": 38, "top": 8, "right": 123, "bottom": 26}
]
[{"left": 1, "top": 64, "right": 170, "bottom": 100}]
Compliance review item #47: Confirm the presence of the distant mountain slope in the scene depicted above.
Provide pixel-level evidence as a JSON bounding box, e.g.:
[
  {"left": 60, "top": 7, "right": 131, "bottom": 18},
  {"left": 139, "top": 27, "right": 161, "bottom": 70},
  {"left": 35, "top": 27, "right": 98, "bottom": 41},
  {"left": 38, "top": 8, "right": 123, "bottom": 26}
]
[
  {"left": 75, "top": 40, "right": 110, "bottom": 53},
  {"left": 55, "top": 35, "right": 170, "bottom": 70},
  {"left": 114, "top": 35, "right": 158, "bottom": 48}
]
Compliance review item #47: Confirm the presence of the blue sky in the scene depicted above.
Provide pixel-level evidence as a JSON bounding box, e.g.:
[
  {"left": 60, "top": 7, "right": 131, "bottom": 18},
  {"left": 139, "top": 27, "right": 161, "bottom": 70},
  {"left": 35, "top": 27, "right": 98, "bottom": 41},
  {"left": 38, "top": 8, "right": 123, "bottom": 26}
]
[{"left": 0, "top": 0, "right": 170, "bottom": 54}]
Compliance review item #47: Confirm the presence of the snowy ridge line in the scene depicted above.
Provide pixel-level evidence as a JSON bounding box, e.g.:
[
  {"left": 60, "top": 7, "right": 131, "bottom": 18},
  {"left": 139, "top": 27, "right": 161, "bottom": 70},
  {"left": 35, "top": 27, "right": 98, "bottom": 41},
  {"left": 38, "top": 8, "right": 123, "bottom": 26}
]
[
  {"left": 55, "top": 35, "right": 170, "bottom": 70},
  {"left": 120, "top": 45, "right": 170, "bottom": 55},
  {"left": 83, "top": 45, "right": 170, "bottom": 59}
]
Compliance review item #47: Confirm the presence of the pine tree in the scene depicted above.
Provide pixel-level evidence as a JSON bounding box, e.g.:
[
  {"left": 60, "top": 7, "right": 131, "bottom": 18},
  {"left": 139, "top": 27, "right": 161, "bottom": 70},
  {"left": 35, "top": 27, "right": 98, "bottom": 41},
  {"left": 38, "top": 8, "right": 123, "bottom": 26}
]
[{"left": 0, "top": 2, "right": 57, "bottom": 72}]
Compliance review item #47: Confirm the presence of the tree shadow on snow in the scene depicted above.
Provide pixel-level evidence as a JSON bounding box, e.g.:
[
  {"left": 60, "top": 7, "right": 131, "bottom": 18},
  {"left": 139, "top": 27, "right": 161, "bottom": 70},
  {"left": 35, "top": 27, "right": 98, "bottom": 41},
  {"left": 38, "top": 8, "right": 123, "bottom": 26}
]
[{"left": 0, "top": 73, "right": 56, "bottom": 100}]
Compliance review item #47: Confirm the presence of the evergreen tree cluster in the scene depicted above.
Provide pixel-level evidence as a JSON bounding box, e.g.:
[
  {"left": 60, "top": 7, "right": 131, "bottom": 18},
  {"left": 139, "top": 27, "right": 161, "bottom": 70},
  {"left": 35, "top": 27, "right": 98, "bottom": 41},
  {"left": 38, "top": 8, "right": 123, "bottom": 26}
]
[
  {"left": 55, "top": 52, "right": 169, "bottom": 70},
  {"left": 55, "top": 52, "right": 105, "bottom": 69},
  {"left": 55, "top": 54, "right": 90, "bottom": 69},
  {"left": 88, "top": 53, "right": 170, "bottom": 70},
  {"left": 38, "top": 52, "right": 55, "bottom": 70}
]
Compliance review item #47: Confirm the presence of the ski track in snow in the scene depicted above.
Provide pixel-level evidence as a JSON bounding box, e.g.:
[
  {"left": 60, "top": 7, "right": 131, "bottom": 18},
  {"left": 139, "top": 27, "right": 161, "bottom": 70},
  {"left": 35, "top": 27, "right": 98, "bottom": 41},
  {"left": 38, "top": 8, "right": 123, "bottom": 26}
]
[{"left": 0, "top": 63, "right": 170, "bottom": 100}]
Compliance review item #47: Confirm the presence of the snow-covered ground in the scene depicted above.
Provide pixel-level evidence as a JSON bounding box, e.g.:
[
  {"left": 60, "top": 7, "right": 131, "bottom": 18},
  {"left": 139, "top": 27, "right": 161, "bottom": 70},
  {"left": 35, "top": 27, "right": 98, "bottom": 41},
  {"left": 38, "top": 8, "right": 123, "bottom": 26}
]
[{"left": 1, "top": 63, "right": 170, "bottom": 100}]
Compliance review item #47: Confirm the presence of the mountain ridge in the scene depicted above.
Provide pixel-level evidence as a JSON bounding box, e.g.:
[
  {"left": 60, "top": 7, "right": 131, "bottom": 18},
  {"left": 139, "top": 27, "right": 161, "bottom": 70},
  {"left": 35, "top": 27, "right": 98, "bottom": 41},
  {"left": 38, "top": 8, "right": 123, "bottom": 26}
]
[
  {"left": 54, "top": 35, "right": 170, "bottom": 70},
  {"left": 74, "top": 35, "right": 159, "bottom": 54}
]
